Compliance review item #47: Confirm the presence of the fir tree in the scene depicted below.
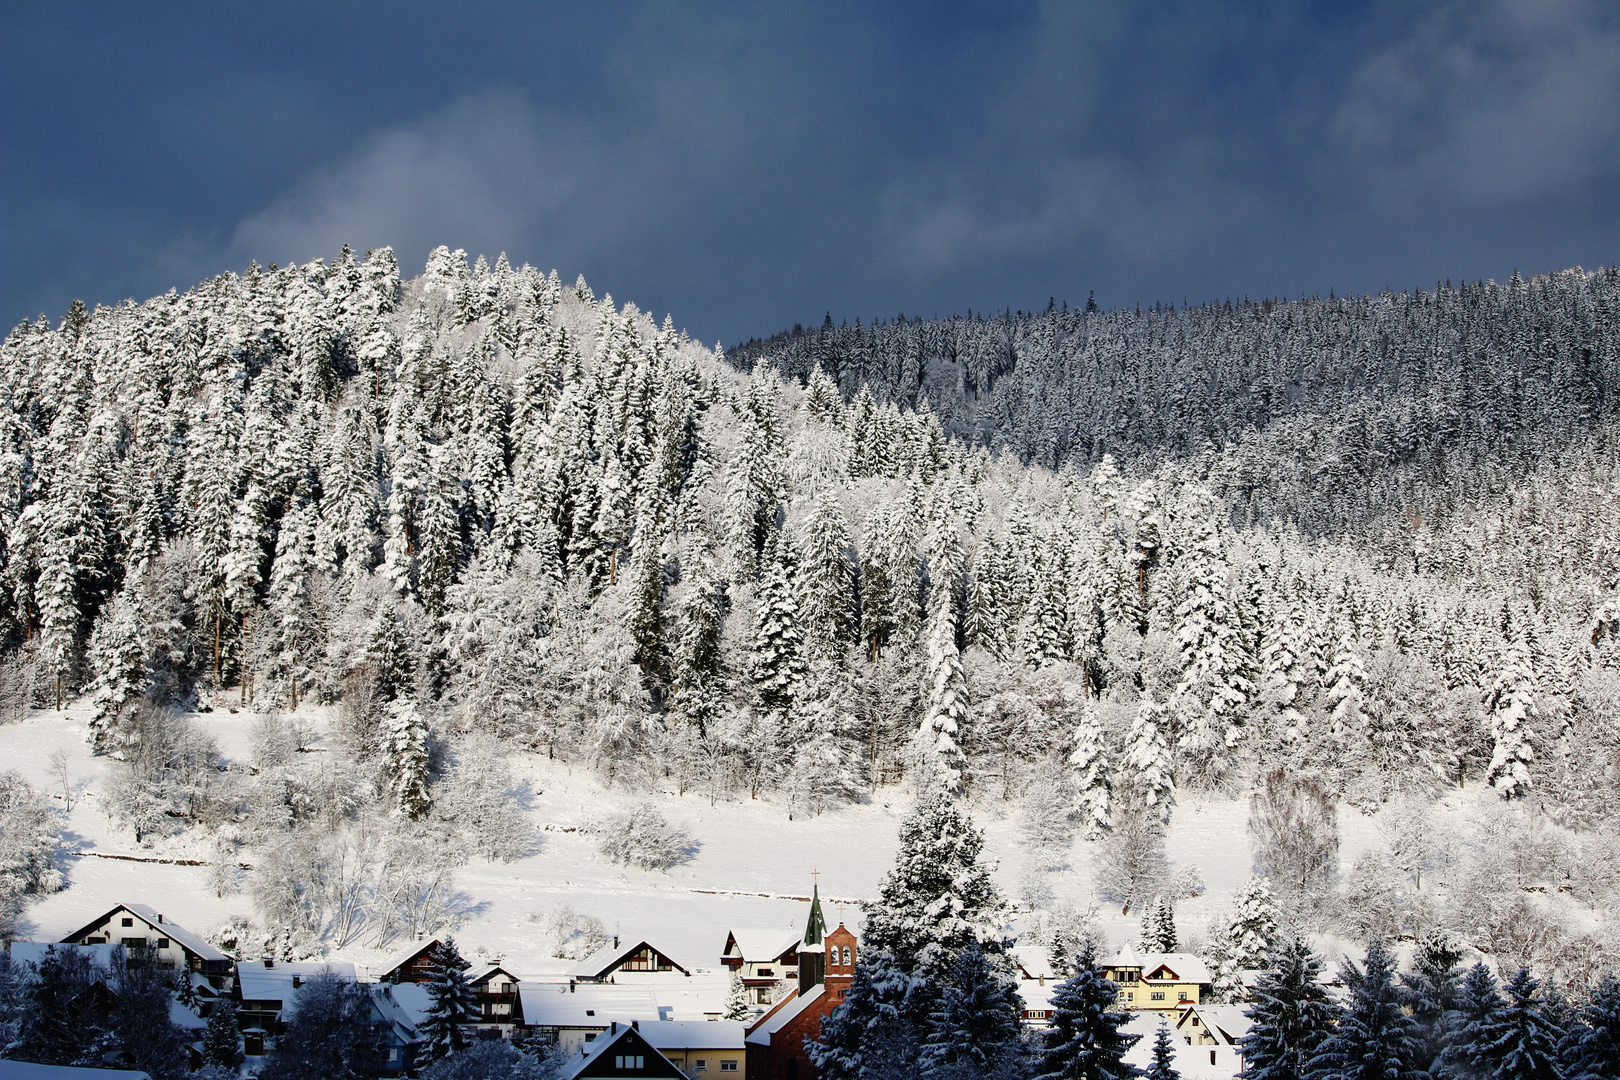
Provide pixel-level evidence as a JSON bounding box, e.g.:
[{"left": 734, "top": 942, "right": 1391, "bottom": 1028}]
[
  {"left": 920, "top": 605, "right": 970, "bottom": 793},
  {"left": 1306, "top": 939, "right": 1427, "bottom": 1080},
  {"left": 203, "top": 998, "right": 244, "bottom": 1069},
  {"left": 1474, "top": 967, "right": 1564, "bottom": 1080},
  {"left": 1124, "top": 694, "right": 1175, "bottom": 828},
  {"left": 810, "top": 948, "right": 923, "bottom": 1080},
  {"left": 1442, "top": 962, "right": 1504, "bottom": 1080},
  {"left": 1138, "top": 895, "right": 1177, "bottom": 952},
  {"left": 1069, "top": 701, "right": 1113, "bottom": 840},
  {"left": 422, "top": 937, "right": 477, "bottom": 1061},
  {"left": 1033, "top": 944, "right": 1140, "bottom": 1080},
  {"left": 1171, "top": 495, "right": 1253, "bottom": 784},
  {"left": 1562, "top": 973, "right": 1620, "bottom": 1080},
  {"left": 85, "top": 590, "right": 147, "bottom": 753},
  {"left": 1401, "top": 930, "right": 1464, "bottom": 1077},
  {"left": 753, "top": 530, "right": 806, "bottom": 713},
  {"left": 862, "top": 786, "right": 1007, "bottom": 970},
  {"left": 797, "top": 490, "right": 855, "bottom": 659},
  {"left": 1146, "top": 1021, "right": 1181, "bottom": 1080},
  {"left": 918, "top": 946, "right": 1028, "bottom": 1080},
  {"left": 384, "top": 698, "right": 432, "bottom": 818},
  {"left": 1238, "top": 938, "right": 1337, "bottom": 1080},
  {"left": 1208, "top": 878, "right": 1281, "bottom": 1002},
  {"left": 1486, "top": 635, "right": 1537, "bottom": 799},
  {"left": 723, "top": 969, "right": 752, "bottom": 1021}
]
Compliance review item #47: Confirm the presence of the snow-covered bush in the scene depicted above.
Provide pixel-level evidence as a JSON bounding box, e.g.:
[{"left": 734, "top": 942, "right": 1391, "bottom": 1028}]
[
  {"left": 0, "top": 771, "right": 66, "bottom": 937},
  {"left": 432, "top": 735, "right": 536, "bottom": 861},
  {"left": 596, "top": 803, "right": 695, "bottom": 871},
  {"left": 1169, "top": 864, "right": 1206, "bottom": 900},
  {"left": 536, "top": 902, "right": 609, "bottom": 960},
  {"left": 1019, "top": 759, "right": 1075, "bottom": 869}
]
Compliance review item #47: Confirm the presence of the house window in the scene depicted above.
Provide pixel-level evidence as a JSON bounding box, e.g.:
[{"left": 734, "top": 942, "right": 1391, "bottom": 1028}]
[
  {"left": 720, "top": 1062, "right": 738, "bottom": 1073},
  {"left": 842, "top": 946, "right": 851, "bottom": 965},
  {"left": 757, "top": 968, "right": 774, "bottom": 977},
  {"left": 1151, "top": 992, "right": 1165, "bottom": 1001},
  {"left": 1179, "top": 992, "right": 1189, "bottom": 1001},
  {"left": 614, "top": 1055, "right": 645, "bottom": 1069},
  {"left": 122, "top": 918, "right": 134, "bottom": 927},
  {"left": 156, "top": 938, "right": 170, "bottom": 950},
  {"left": 695, "top": 1060, "right": 707, "bottom": 1071},
  {"left": 1126, "top": 992, "right": 1134, "bottom": 1001},
  {"left": 756, "top": 989, "right": 772, "bottom": 1003}
]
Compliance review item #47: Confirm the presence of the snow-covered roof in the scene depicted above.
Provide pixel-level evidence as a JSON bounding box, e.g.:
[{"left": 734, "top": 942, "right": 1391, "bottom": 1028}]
[
  {"left": 383, "top": 981, "right": 433, "bottom": 1027},
  {"left": 7, "top": 942, "right": 123, "bottom": 975},
  {"left": 1014, "top": 980, "right": 1059, "bottom": 1013},
  {"left": 0, "top": 1062, "right": 151, "bottom": 1079},
  {"left": 744, "top": 986, "right": 824, "bottom": 1046},
  {"left": 369, "top": 984, "right": 422, "bottom": 1046},
  {"left": 58, "top": 904, "right": 229, "bottom": 964},
  {"left": 724, "top": 930, "right": 800, "bottom": 963},
  {"left": 1111, "top": 950, "right": 1212, "bottom": 984},
  {"left": 569, "top": 938, "right": 690, "bottom": 979},
  {"left": 555, "top": 1023, "right": 681, "bottom": 1080},
  {"left": 1179, "top": 1005, "right": 1251, "bottom": 1047},
  {"left": 518, "top": 982, "right": 666, "bottom": 1028},
  {"left": 1010, "top": 946, "right": 1057, "bottom": 981},
  {"left": 1123, "top": 1013, "right": 1240, "bottom": 1080},
  {"left": 639, "top": 1020, "right": 748, "bottom": 1051},
  {"left": 236, "top": 960, "right": 357, "bottom": 1005},
  {"left": 373, "top": 938, "right": 440, "bottom": 979}
]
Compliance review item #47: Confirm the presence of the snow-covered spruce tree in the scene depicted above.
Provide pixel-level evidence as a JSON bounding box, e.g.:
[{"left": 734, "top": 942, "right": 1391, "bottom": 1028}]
[
  {"left": 203, "top": 998, "right": 244, "bottom": 1070},
  {"left": 1486, "top": 634, "right": 1538, "bottom": 799},
  {"left": 753, "top": 530, "right": 806, "bottom": 713},
  {"left": 796, "top": 489, "right": 855, "bottom": 661},
  {"left": 422, "top": 937, "right": 477, "bottom": 1062},
  {"left": 810, "top": 947, "right": 923, "bottom": 1080},
  {"left": 1069, "top": 701, "right": 1113, "bottom": 840},
  {"left": 1139, "top": 895, "right": 1178, "bottom": 952},
  {"left": 1146, "top": 1021, "right": 1181, "bottom": 1080},
  {"left": 1033, "top": 943, "right": 1139, "bottom": 1080},
  {"left": 918, "top": 946, "right": 1028, "bottom": 1080},
  {"left": 1304, "top": 938, "right": 1426, "bottom": 1080},
  {"left": 1468, "top": 967, "right": 1564, "bottom": 1080},
  {"left": 1171, "top": 493, "right": 1253, "bottom": 786},
  {"left": 1400, "top": 930, "right": 1464, "bottom": 1077},
  {"left": 1562, "top": 973, "right": 1620, "bottom": 1080},
  {"left": 1322, "top": 631, "right": 1367, "bottom": 751},
  {"left": 669, "top": 559, "right": 724, "bottom": 724},
  {"left": 1237, "top": 937, "right": 1336, "bottom": 1080},
  {"left": 919, "top": 605, "right": 970, "bottom": 793},
  {"left": 1206, "top": 877, "right": 1281, "bottom": 1002},
  {"left": 1123, "top": 692, "right": 1175, "bottom": 828},
  {"left": 862, "top": 785, "right": 1007, "bottom": 971},
  {"left": 383, "top": 698, "right": 431, "bottom": 818},
  {"left": 85, "top": 590, "right": 147, "bottom": 754},
  {"left": 1441, "top": 964, "right": 1505, "bottom": 1080},
  {"left": 723, "top": 969, "right": 752, "bottom": 1021}
]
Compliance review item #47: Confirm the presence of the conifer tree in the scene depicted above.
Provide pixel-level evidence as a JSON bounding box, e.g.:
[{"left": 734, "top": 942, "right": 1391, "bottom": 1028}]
[
  {"left": 753, "top": 531, "right": 805, "bottom": 713},
  {"left": 1305, "top": 939, "right": 1427, "bottom": 1080},
  {"left": 1486, "top": 635, "right": 1537, "bottom": 799},
  {"left": 384, "top": 698, "right": 431, "bottom": 818},
  {"left": 1208, "top": 878, "right": 1281, "bottom": 1002},
  {"left": 723, "top": 969, "right": 752, "bottom": 1021},
  {"left": 1139, "top": 895, "right": 1178, "bottom": 952},
  {"left": 1237, "top": 938, "right": 1336, "bottom": 1080},
  {"left": 422, "top": 937, "right": 477, "bottom": 1061},
  {"left": 862, "top": 786, "right": 1006, "bottom": 970},
  {"left": 810, "top": 948, "right": 923, "bottom": 1080},
  {"left": 1146, "top": 1021, "right": 1181, "bottom": 1080},
  {"left": 1562, "top": 973, "right": 1620, "bottom": 1080},
  {"left": 85, "top": 590, "right": 147, "bottom": 753},
  {"left": 1172, "top": 496, "right": 1253, "bottom": 784},
  {"left": 1033, "top": 943, "right": 1140, "bottom": 1080},
  {"left": 1474, "top": 967, "right": 1564, "bottom": 1080},
  {"left": 1124, "top": 694, "right": 1175, "bottom": 828},
  {"left": 919, "top": 946, "right": 1028, "bottom": 1080},
  {"left": 797, "top": 490, "right": 855, "bottom": 660},
  {"left": 203, "top": 998, "right": 244, "bottom": 1069},
  {"left": 1069, "top": 702, "right": 1113, "bottom": 840},
  {"left": 920, "top": 605, "right": 970, "bottom": 793},
  {"left": 1441, "top": 962, "right": 1503, "bottom": 1080},
  {"left": 1401, "top": 931, "right": 1464, "bottom": 1077}
]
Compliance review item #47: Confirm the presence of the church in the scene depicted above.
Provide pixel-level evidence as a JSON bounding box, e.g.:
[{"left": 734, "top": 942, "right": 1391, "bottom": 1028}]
[{"left": 743, "top": 884, "right": 858, "bottom": 1080}]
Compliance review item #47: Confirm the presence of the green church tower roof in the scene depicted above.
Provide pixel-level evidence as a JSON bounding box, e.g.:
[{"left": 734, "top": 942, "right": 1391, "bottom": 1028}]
[{"left": 803, "top": 881, "right": 827, "bottom": 946}]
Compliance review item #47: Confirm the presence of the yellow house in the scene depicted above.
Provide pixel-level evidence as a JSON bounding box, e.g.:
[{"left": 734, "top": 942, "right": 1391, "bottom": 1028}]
[
  {"left": 642, "top": 1020, "right": 748, "bottom": 1076},
  {"left": 1102, "top": 951, "right": 1212, "bottom": 1012}
]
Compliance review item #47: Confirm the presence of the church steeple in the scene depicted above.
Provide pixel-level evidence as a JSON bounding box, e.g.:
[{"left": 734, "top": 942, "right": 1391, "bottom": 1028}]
[{"left": 803, "top": 880, "right": 827, "bottom": 947}]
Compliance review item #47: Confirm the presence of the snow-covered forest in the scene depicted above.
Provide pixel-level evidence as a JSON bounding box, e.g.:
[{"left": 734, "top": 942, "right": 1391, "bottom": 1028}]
[{"left": 1, "top": 246, "right": 1619, "bottom": 984}]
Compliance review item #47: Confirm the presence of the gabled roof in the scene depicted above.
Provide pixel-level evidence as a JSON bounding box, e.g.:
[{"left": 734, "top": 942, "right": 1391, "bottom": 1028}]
[
  {"left": 517, "top": 983, "right": 665, "bottom": 1028},
  {"left": 0, "top": 1062, "right": 152, "bottom": 1079},
  {"left": 374, "top": 938, "right": 441, "bottom": 980},
  {"left": 235, "top": 960, "right": 357, "bottom": 1005},
  {"left": 8, "top": 942, "right": 124, "bottom": 975},
  {"left": 1010, "top": 946, "right": 1057, "bottom": 981},
  {"left": 723, "top": 929, "right": 801, "bottom": 964},
  {"left": 467, "top": 963, "right": 520, "bottom": 987},
  {"left": 368, "top": 984, "right": 422, "bottom": 1048},
  {"left": 1177, "top": 1004, "right": 1251, "bottom": 1046},
  {"left": 555, "top": 1022, "right": 685, "bottom": 1080},
  {"left": 638, "top": 1020, "right": 748, "bottom": 1051},
  {"left": 569, "top": 939, "right": 690, "bottom": 979},
  {"left": 744, "top": 986, "right": 824, "bottom": 1046},
  {"left": 1110, "top": 949, "right": 1212, "bottom": 984},
  {"left": 58, "top": 904, "right": 229, "bottom": 964}
]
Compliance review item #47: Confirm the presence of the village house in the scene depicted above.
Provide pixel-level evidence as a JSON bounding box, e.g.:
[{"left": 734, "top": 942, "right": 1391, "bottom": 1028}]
[
  {"left": 1008, "top": 946, "right": 1060, "bottom": 1024},
  {"left": 373, "top": 938, "right": 442, "bottom": 983},
  {"left": 1175, "top": 1003, "right": 1251, "bottom": 1074},
  {"left": 469, "top": 963, "right": 524, "bottom": 1031},
  {"left": 518, "top": 982, "right": 669, "bottom": 1054},
  {"left": 720, "top": 929, "right": 802, "bottom": 1007},
  {"left": 57, "top": 904, "right": 234, "bottom": 991},
  {"left": 640, "top": 1020, "right": 748, "bottom": 1076},
  {"left": 235, "top": 960, "right": 361, "bottom": 1056},
  {"left": 555, "top": 1021, "right": 687, "bottom": 1080},
  {"left": 743, "top": 885, "right": 858, "bottom": 1080},
  {"left": 572, "top": 939, "right": 691, "bottom": 983},
  {"left": 1102, "top": 951, "right": 1212, "bottom": 1012}
]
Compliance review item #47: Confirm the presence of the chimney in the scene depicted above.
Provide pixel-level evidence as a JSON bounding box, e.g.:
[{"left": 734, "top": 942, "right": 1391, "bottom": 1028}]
[
  {"left": 157, "top": 914, "right": 164, "bottom": 924},
  {"left": 613, "top": 935, "right": 620, "bottom": 949},
  {"left": 264, "top": 958, "right": 275, "bottom": 968},
  {"left": 569, "top": 979, "right": 576, "bottom": 993},
  {"left": 632, "top": 1019, "right": 639, "bottom": 1031},
  {"left": 612, "top": 1022, "right": 618, "bottom": 1035}
]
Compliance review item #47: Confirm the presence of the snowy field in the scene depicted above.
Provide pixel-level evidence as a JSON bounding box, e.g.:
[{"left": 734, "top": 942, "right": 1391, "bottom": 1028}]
[{"left": 5, "top": 700, "right": 1417, "bottom": 997}]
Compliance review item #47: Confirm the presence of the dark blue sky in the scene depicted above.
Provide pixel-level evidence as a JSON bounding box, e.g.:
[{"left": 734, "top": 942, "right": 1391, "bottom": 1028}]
[{"left": 4, "top": 1, "right": 1619, "bottom": 345}]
